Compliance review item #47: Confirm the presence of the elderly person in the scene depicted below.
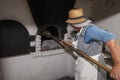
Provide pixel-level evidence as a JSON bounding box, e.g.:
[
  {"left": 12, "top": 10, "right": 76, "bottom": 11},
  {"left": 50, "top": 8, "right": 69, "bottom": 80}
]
[{"left": 63, "top": 8, "right": 120, "bottom": 80}]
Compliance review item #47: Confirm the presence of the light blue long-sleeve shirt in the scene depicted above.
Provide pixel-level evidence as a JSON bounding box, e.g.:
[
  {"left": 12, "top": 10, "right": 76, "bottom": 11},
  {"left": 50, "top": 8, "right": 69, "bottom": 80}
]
[{"left": 85, "top": 25, "right": 116, "bottom": 43}]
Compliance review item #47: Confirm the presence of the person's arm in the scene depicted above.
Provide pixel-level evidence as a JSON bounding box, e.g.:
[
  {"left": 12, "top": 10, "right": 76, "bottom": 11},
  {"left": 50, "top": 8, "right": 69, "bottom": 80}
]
[
  {"left": 85, "top": 26, "right": 116, "bottom": 43},
  {"left": 86, "top": 26, "right": 120, "bottom": 79},
  {"left": 106, "top": 39, "right": 120, "bottom": 80}
]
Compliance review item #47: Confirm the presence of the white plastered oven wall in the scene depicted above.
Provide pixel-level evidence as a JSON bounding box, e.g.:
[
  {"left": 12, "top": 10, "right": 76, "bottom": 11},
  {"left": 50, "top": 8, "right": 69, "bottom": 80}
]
[
  {"left": 1, "top": 0, "right": 120, "bottom": 80},
  {"left": 92, "top": 0, "right": 120, "bottom": 43},
  {"left": 0, "top": 0, "right": 75, "bottom": 80}
]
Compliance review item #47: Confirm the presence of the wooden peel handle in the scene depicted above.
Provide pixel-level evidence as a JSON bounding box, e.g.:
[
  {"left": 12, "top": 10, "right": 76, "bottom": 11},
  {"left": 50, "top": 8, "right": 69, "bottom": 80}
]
[
  {"left": 62, "top": 40, "right": 111, "bottom": 72},
  {"left": 50, "top": 34, "right": 111, "bottom": 73}
]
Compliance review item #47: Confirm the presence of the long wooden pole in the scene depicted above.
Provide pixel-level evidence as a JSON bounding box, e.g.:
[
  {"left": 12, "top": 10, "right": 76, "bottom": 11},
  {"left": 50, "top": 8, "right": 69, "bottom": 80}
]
[{"left": 43, "top": 31, "right": 111, "bottom": 72}]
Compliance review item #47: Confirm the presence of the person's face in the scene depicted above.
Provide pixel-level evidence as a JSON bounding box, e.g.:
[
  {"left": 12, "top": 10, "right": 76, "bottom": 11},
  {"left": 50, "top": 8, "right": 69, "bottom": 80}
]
[{"left": 71, "top": 24, "right": 81, "bottom": 32}]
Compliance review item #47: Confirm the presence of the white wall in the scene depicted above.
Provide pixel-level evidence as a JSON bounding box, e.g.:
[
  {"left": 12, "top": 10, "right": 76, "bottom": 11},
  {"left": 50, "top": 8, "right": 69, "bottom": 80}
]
[
  {"left": 74, "top": 0, "right": 120, "bottom": 43},
  {"left": 92, "top": 0, "right": 120, "bottom": 43},
  {"left": 0, "top": 0, "right": 75, "bottom": 80},
  {"left": 74, "top": 0, "right": 93, "bottom": 18},
  {"left": 0, "top": 0, "right": 37, "bottom": 35},
  {"left": 0, "top": 53, "right": 75, "bottom": 80},
  {"left": 1, "top": 0, "right": 120, "bottom": 80}
]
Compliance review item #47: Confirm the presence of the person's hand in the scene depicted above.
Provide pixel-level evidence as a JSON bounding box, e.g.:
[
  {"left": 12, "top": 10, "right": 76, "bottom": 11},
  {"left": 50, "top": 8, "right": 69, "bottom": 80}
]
[{"left": 110, "top": 64, "right": 120, "bottom": 80}]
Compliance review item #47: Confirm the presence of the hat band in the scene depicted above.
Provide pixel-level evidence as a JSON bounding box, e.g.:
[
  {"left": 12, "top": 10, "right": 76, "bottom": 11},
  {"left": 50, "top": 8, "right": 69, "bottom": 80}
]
[{"left": 69, "top": 16, "right": 87, "bottom": 20}]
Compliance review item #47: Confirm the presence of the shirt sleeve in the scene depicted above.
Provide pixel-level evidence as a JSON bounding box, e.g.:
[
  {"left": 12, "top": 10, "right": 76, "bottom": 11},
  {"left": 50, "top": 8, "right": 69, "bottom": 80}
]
[{"left": 85, "top": 26, "right": 116, "bottom": 43}]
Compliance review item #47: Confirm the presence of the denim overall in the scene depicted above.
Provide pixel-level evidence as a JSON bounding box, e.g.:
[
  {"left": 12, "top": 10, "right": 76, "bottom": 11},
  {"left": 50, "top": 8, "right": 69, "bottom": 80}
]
[{"left": 75, "top": 23, "right": 107, "bottom": 80}]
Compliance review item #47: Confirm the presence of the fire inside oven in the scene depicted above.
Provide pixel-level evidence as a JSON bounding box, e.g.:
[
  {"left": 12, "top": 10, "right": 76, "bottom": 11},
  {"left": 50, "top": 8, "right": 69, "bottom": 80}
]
[{"left": 40, "top": 25, "right": 63, "bottom": 51}]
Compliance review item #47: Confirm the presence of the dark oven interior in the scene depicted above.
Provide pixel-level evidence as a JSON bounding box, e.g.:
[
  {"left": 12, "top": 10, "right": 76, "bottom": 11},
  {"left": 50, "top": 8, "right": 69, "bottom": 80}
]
[
  {"left": 0, "top": 20, "right": 30, "bottom": 57},
  {"left": 27, "top": 0, "right": 75, "bottom": 51},
  {"left": 37, "top": 25, "right": 65, "bottom": 51}
]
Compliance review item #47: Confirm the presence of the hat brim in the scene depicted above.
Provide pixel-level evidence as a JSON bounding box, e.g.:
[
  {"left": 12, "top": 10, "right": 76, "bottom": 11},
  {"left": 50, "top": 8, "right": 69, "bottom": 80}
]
[{"left": 66, "top": 18, "right": 87, "bottom": 24}]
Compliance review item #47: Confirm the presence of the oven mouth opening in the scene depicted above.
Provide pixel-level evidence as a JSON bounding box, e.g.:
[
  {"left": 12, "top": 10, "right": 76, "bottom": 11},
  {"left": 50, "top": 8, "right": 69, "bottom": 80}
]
[{"left": 40, "top": 25, "right": 63, "bottom": 51}]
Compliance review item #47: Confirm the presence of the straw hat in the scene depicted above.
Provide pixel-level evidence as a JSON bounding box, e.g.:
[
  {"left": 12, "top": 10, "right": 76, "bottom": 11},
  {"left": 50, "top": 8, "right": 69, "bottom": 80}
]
[{"left": 66, "top": 8, "right": 87, "bottom": 24}]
